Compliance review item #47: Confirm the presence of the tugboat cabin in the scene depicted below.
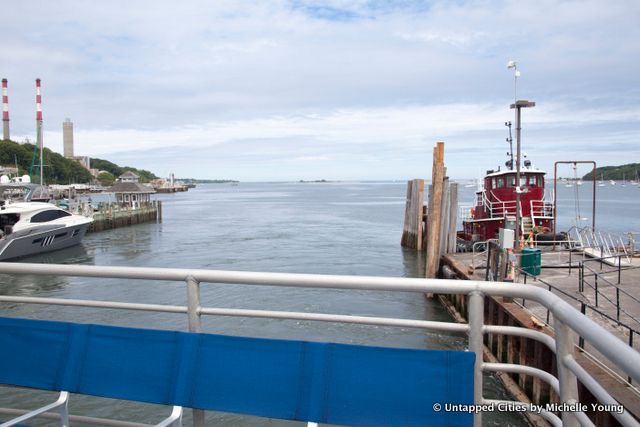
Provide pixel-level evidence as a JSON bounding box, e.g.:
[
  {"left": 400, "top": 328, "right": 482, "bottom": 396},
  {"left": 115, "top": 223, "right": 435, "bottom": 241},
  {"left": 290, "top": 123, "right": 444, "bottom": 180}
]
[{"left": 461, "top": 164, "right": 554, "bottom": 242}]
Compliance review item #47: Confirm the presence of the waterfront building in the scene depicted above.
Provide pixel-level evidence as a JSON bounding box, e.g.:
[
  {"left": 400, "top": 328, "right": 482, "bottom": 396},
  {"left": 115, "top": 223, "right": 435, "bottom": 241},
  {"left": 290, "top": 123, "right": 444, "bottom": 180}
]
[{"left": 110, "top": 171, "right": 155, "bottom": 206}]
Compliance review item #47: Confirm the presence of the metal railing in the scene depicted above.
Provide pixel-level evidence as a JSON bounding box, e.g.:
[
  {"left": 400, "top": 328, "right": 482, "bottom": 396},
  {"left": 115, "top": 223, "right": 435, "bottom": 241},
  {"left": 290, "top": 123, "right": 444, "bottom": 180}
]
[
  {"left": 485, "top": 191, "right": 517, "bottom": 218},
  {"left": 0, "top": 262, "right": 639, "bottom": 427},
  {"left": 466, "top": 191, "right": 551, "bottom": 222},
  {"left": 530, "top": 199, "right": 554, "bottom": 219},
  {"left": 568, "top": 228, "right": 632, "bottom": 265}
]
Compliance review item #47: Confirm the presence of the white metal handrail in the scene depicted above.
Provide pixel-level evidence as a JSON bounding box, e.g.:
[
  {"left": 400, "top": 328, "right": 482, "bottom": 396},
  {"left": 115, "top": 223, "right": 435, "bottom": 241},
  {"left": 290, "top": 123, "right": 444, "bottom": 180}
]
[
  {"left": 530, "top": 199, "right": 554, "bottom": 218},
  {"left": 570, "top": 227, "right": 632, "bottom": 264},
  {"left": 485, "top": 191, "right": 517, "bottom": 218},
  {"left": 0, "top": 392, "right": 69, "bottom": 427},
  {"left": 0, "top": 262, "right": 638, "bottom": 427}
]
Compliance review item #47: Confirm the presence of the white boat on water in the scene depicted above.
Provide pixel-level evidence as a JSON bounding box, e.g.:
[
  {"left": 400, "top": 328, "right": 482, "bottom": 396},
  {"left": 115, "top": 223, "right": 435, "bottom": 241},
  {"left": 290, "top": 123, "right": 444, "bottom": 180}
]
[{"left": 0, "top": 184, "right": 93, "bottom": 261}]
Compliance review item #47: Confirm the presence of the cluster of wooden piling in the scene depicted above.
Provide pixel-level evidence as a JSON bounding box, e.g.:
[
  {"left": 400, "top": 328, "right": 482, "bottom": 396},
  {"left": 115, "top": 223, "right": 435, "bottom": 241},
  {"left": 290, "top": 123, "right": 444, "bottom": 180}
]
[
  {"left": 85, "top": 201, "right": 162, "bottom": 233},
  {"left": 401, "top": 142, "right": 459, "bottom": 277}
]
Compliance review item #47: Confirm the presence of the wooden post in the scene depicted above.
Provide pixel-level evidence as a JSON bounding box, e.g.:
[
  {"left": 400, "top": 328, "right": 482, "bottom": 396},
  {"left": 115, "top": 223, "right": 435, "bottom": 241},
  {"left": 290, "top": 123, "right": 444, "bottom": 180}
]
[
  {"left": 448, "top": 183, "right": 458, "bottom": 253},
  {"left": 426, "top": 142, "right": 445, "bottom": 279},
  {"left": 439, "top": 175, "right": 450, "bottom": 257},
  {"left": 401, "top": 179, "right": 425, "bottom": 250}
]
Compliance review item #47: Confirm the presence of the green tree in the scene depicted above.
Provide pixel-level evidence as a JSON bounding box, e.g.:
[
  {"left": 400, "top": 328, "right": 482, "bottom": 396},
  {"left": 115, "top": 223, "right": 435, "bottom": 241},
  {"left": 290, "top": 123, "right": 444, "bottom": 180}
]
[
  {"left": 582, "top": 163, "right": 640, "bottom": 181},
  {"left": 96, "top": 171, "right": 115, "bottom": 186},
  {"left": 0, "top": 140, "right": 159, "bottom": 184}
]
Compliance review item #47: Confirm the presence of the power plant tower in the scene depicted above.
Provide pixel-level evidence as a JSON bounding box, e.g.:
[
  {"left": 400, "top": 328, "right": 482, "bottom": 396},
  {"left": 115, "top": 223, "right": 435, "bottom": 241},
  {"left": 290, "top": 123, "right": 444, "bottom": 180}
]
[
  {"left": 63, "top": 118, "right": 74, "bottom": 157},
  {"left": 2, "top": 79, "right": 9, "bottom": 140},
  {"left": 36, "top": 78, "right": 43, "bottom": 185}
]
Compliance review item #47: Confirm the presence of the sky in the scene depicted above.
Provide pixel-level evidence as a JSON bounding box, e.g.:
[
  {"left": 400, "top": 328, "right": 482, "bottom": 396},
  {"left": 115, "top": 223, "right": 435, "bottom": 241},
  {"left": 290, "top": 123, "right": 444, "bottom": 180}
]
[{"left": 2, "top": 0, "right": 639, "bottom": 181}]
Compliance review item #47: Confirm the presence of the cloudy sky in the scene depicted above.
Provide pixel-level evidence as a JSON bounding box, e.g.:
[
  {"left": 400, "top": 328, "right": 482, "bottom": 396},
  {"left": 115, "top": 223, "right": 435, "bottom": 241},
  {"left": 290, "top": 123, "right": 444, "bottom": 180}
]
[{"left": 2, "top": 1, "right": 639, "bottom": 181}]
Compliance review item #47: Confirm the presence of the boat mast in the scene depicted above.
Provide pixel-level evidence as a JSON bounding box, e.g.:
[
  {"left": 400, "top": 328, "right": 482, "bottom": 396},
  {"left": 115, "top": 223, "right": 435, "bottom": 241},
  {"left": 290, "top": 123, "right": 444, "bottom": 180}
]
[{"left": 511, "top": 100, "right": 535, "bottom": 247}]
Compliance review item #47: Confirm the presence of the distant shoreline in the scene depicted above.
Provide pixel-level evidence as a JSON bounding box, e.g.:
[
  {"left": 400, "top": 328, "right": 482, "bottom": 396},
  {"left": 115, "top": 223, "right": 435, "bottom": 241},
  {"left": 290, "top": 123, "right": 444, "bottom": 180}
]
[{"left": 177, "top": 179, "right": 239, "bottom": 184}]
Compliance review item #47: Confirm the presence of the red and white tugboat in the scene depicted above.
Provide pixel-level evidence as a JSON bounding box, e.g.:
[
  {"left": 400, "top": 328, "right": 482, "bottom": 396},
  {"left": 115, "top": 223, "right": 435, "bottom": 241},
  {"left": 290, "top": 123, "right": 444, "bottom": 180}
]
[{"left": 460, "top": 161, "right": 555, "bottom": 244}]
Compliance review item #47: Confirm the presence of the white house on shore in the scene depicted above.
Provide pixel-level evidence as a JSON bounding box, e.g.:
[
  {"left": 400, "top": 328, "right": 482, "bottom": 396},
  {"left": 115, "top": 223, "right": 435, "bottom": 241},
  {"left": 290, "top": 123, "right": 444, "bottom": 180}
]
[{"left": 109, "top": 171, "right": 155, "bottom": 206}]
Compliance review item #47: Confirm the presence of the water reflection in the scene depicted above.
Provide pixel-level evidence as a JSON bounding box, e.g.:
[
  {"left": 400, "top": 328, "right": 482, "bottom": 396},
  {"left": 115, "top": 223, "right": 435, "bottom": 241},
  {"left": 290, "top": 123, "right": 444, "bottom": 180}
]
[
  {"left": 18, "top": 242, "right": 93, "bottom": 265},
  {"left": 0, "top": 273, "right": 68, "bottom": 296},
  {"left": 401, "top": 246, "right": 426, "bottom": 278}
]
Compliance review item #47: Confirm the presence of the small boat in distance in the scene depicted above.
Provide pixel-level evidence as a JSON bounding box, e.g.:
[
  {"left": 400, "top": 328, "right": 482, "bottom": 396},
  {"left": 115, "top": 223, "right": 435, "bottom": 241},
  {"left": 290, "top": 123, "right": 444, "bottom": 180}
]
[{"left": 0, "top": 183, "right": 93, "bottom": 261}]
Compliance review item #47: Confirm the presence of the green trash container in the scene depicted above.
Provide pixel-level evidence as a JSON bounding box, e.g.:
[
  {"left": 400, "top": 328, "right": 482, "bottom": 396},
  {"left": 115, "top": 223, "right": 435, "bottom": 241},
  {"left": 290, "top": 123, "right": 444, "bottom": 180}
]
[{"left": 521, "top": 248, "right": 541, "bottom": 276}]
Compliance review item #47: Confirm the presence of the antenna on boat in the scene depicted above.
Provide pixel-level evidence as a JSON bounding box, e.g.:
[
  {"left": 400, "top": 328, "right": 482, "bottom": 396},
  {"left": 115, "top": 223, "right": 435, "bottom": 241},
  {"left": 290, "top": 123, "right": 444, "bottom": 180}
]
[
  {"left": 507, "top": 60, "right": 520, "bottom": 104},
  {"left": 505, "top": 121, "right": 514, "bottom": 170},
  {"left": 510, "top": 100, "right": 536, "bottom": 250}
]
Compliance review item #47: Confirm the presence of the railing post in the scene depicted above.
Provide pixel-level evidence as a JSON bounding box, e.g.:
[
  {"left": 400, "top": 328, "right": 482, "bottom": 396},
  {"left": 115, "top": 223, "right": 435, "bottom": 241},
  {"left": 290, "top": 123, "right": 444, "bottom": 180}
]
[
  {"left": 579, "top": 262, "right": 583, "bottom": 293},
  {"left": 618, "top": 255, "right": 621, "bottom": 285},
  {"left": 579, "top": 304, "right": 586, "bottom": 349},
  {"left": 59, "top": 392, "right": 69, "bottom": 427},
  {"left": 630, "top": 330, "right": 635, "bottom": 385},
  {"left": 553, "top": 319, "right": 580, "bottom": 427},
  {"left": 616, "top": 288, "right": 621, "bottom": 324},
  {"left": 468, "top": 291, "right": 484, "bottom": 427},
  {"left": 595, "top": 275, "right": 599, "bottom": 307},
  {"left": 485, "top": 244, "right": 492, "bottom": 281},
  {"left": 186, "top": 275, "right": 205, "bottom": 427}
]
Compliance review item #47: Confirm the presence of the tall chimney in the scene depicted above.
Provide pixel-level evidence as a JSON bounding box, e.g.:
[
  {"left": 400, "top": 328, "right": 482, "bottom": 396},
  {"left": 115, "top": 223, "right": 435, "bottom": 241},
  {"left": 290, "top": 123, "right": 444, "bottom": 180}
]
[
  {"left": 36, "top": 78, "right": 44, "bottom": 184},
  {"left": 2, "top": 79, "right": 9, "bottom": 140},
  {"left": 63, "top": 118, "right": 74, "bottom": 157}
]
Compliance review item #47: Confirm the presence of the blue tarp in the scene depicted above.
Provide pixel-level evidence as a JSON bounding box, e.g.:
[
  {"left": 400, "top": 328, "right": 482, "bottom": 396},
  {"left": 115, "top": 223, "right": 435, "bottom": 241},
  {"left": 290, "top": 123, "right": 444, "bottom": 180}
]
[{"left": 0, "top": 316, "right": 474, "bottom": 426}]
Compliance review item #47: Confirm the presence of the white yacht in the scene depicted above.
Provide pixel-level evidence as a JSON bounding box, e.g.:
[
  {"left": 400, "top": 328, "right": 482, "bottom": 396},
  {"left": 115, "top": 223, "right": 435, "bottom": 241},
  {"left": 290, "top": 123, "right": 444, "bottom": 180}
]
[{"left": 0, "top": 184, "right": 93, "bottom": 261}]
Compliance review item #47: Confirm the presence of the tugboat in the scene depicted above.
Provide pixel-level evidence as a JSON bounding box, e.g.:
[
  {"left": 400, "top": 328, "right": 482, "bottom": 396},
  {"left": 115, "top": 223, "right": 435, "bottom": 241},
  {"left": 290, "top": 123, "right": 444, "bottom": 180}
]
[
  {"left": 458, "top": 123, "right": 560, "bottom": 247},
  {"left": 460, "top": 161, "right": 555, "bottom": 244}
]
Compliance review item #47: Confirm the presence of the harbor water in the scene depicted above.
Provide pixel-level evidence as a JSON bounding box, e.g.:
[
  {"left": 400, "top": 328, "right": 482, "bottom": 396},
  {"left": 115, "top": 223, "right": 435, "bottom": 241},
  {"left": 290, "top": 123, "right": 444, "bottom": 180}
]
[{"left": 1, "top": 181, "right": 638, "bottom": 426}]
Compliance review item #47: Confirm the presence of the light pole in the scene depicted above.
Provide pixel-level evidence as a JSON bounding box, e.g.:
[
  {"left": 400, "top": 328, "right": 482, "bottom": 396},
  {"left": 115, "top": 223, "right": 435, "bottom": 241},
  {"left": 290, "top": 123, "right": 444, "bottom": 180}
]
[
  {"left": 510, "top": 100, "right": 535, "bottom": 249},
  {"left": 507, "top": 60, "right": 520, "bottom": 104}
]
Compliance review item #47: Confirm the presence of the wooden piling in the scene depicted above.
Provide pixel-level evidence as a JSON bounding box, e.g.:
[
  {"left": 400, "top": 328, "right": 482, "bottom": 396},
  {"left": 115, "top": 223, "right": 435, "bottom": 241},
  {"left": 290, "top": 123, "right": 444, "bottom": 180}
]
[
  {"left": 438, "top": 175, "right": 450, "bottom": 258},
  {"left": 401, "top": 179, "right": 425, "bottom": 250},
  {"left": 447, "top": 183, "right": 458, "bottom": 253},
  {"left": 426, "top": 142, "right": 445, "bottom": 278}
]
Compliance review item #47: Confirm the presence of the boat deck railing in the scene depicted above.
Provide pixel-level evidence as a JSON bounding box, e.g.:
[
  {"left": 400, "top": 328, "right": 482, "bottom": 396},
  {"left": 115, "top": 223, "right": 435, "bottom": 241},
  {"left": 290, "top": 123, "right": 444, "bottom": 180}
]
[
  {"left": 0, "top": 263, "right": 639, "bottom": 427},
  {"left": 530, "top": 199, "right": 554, "bottom": 219},
  {"left": 463, "top": 191, "right": 551, "bottom": 222}
]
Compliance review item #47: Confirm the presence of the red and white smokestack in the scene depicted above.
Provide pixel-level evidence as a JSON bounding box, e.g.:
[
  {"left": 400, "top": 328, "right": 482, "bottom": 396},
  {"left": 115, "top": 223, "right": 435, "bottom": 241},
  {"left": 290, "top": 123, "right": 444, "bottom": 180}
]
[
  {"left": 2, "top": 78, "right": 9, "bottom": 140},
  {"left": 36, "top": 78, "right": 43, "bottom": 122},
  {"left": 35, "top": 78, "right": 44, "bottom": 184}
]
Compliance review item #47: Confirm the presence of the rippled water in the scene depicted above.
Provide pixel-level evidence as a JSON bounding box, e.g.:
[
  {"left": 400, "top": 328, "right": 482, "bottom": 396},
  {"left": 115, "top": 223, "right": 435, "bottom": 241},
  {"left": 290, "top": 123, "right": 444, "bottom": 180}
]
[{"left": 4, "top": 180, "right": 634, "bottom": 426}]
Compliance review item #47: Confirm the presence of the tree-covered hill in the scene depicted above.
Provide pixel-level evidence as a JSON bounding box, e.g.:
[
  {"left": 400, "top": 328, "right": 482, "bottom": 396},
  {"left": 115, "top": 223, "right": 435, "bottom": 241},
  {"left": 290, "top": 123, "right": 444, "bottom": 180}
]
[
  {"left": 0, "top": 139, "right": 157, "bottom": 184},
  {"left": 90, "top": 158, "right": 157, "bottom": 183},
  {"left": 0, "top": 139, "right": 93, "bottom": 184},
  {"left": 582, "top": 163, "right": 640, "bottom": 181}
]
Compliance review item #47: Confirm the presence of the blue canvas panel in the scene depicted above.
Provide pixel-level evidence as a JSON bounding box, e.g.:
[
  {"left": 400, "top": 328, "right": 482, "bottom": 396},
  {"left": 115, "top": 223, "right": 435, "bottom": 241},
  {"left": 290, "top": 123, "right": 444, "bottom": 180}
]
[{"left": 0, "top": 317, "right": 474, "bottom": 426}]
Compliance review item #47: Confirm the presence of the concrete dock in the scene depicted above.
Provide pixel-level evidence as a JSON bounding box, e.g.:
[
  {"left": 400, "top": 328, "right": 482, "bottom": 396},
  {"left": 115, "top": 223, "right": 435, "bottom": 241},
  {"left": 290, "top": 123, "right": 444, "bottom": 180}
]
[{"left": 442, "top": 248, "right": 640, "bottom": 425}]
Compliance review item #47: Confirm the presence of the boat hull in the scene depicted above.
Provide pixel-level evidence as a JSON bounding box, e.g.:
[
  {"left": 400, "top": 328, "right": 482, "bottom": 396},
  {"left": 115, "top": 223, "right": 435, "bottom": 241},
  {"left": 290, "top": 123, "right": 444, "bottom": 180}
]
[{"left": 0, "top": 223, "right": 90, "bottom": 261}]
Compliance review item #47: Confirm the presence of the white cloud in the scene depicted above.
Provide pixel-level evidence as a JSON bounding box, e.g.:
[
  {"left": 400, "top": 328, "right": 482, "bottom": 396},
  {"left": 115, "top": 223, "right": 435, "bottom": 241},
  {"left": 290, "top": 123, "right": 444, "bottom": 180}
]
[{"left": 2, "top": 0, "right": 639, "bottom": 180}]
